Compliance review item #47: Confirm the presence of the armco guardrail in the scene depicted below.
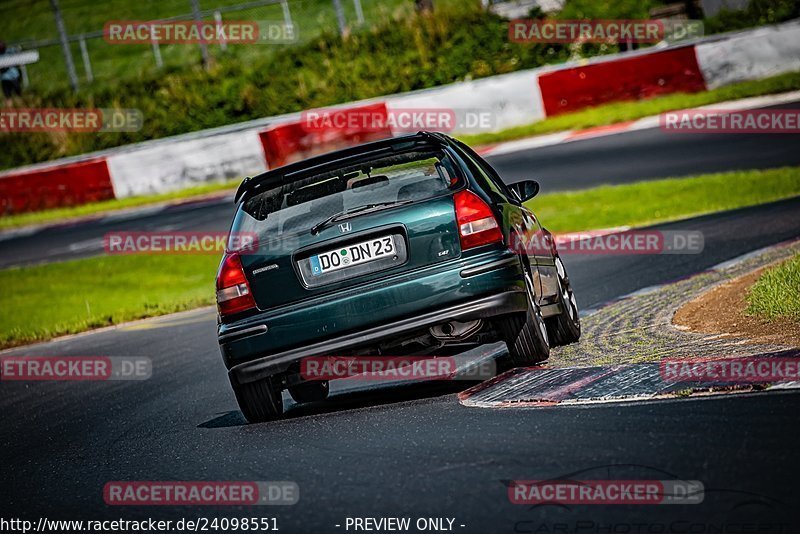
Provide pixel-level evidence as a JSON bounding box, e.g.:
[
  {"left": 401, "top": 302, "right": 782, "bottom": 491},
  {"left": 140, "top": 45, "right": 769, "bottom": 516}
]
[{"left": 1, "top": 20, "right": 798, "bottom": 215}]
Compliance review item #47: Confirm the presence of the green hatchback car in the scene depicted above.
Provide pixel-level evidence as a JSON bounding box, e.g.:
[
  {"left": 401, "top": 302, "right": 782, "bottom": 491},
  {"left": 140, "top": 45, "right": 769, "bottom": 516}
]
[{"left": 217, "top": 132, "right": 580, "bottom": 422}]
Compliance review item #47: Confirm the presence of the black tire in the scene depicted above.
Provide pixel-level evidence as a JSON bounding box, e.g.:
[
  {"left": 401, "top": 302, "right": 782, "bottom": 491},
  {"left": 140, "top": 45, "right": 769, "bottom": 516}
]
[
  {"left": 232, "top": 376, "right": 284, "bottom": 423},
  {"left": 499, "top": 273, "right": 550, "bottom": 368},
  {"left": 546, "top": 254, "right": 581, "bottom": 346},
  {"left": 288, "top": 380, "right": 330, "bottom": 404}
]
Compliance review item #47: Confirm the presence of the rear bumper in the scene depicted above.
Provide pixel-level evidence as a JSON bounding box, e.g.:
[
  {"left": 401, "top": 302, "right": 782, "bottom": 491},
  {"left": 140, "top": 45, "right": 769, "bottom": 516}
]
[
  {"left": 220, "top": 249, "right": 525, "bottom": 360},
  {"left": 227, "top": 289, "right": 527, "bottom": 386}
]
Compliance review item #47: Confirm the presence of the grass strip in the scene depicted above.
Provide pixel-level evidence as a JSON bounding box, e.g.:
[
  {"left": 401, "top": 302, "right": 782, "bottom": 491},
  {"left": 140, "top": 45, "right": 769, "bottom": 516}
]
[
  {"left": 527, "top": 167, "right": 800, "bottom": 232},
  {"left": 0, "top": 254, "right": 219, "bottom": 349}
]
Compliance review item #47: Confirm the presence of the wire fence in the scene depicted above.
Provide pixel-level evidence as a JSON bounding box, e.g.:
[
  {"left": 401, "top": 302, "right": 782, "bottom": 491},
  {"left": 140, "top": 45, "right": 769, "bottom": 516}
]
[{"left": 1, "top": 0, "right": 437, "bottom": 92}]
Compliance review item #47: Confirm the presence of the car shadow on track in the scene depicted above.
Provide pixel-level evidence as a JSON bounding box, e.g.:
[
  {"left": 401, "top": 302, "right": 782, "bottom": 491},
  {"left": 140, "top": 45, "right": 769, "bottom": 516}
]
[
  {"left": 197, "top": 379, "right": 482, "bottom": 428},
  {"left": 198, "top": 343, "right": 508, "bottom": 427}
]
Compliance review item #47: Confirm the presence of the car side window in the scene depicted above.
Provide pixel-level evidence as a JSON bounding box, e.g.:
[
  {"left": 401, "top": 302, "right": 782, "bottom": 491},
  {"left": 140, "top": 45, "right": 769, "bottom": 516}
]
[{"left": 454, "top": 140, "right": 517, "bottom": 202}]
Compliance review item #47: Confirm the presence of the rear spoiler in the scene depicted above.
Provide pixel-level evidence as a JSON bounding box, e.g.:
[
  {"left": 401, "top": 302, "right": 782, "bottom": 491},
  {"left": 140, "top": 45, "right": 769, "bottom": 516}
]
[{"left": 234, "top": 131, "right": 452, "bottom": 203}]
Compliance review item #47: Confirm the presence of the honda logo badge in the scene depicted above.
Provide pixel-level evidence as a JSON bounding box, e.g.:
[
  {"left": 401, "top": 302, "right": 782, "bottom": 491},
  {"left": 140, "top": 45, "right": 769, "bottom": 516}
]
[{"left": 338, "top": 222, "right": 352, "bottom": 233}]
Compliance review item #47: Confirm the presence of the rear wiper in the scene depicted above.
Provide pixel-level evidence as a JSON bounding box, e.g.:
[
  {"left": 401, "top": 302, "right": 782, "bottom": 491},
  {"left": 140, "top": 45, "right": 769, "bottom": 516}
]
[{"left": 309, "top": 201, "right": 411, "bottom": 235}]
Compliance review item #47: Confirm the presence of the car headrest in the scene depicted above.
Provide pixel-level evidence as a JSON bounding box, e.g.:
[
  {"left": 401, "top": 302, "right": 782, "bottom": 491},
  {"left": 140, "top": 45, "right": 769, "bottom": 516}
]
[{"left": 397, "top": 180, "right": 442, "bottom": 202}]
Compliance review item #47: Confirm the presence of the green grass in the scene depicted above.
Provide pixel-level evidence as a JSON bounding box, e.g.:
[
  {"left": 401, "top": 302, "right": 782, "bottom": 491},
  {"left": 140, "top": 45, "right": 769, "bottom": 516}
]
[
  {"left": 746, "top": 254, "right": 800, "bottom": 321},
  {"left": 459, "top": 71, "right": 800, "bottom": 147},
  {"left": 2, "top": 166, "right": 799, "bottom": 348},
  {"left": 526, "top": 166, "right": 800, "bottom": 232},
  {"left": 0, "top": 179, "right": 239, "bottom": 231},
  {"left": 0, "top": 254, "right": 220, "bottom": 348},
  {"left": 2, "top": 0, "right": 431, "bottom": 92}
]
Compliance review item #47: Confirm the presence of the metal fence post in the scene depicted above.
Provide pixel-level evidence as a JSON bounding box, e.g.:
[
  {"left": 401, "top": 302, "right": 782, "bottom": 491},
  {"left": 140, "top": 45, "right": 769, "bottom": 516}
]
[
  {"left": 78, "top": 35, "right": 93, "bottom": 83},
  {"left": 281, "top": 0, "right": 293, "bottom": 28},
  {"left": 214, "top": 11, "right": 227, "bottom": 51},
  {"left": 151, "top": 37, "right": 163, "bottom": 68},
  {"left": 189, "top": 0, "right": 210, "bottom": 69},
  {"left": 332, "top": 0, "right": 347, "bottom": 36},
  {"left": 353, "top": 0, "right": 364, "bottom": 25},
  {"left": 20, "top": 63, "right": 30, "bottom": 88},
  {"left": 49, "top": 0, "right": 79, "bottom": 91}
]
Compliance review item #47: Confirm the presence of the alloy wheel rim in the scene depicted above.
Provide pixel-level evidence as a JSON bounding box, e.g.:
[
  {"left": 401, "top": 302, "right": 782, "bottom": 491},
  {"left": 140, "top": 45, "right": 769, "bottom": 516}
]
[
  {"left": 556, "top": 256, "right": 577, "bottom": 322},
  {"left": 525, "top": 272, "right": 548, "bottom": 346}
]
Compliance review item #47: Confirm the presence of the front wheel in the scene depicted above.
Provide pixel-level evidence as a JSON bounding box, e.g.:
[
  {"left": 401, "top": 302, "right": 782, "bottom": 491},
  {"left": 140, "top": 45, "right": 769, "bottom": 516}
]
[
  {"left": 498, "top": 273, "right": 550, "bottom": 368},
  {"left": 231, "top": 376, "right": 284, "bottom": 423}
]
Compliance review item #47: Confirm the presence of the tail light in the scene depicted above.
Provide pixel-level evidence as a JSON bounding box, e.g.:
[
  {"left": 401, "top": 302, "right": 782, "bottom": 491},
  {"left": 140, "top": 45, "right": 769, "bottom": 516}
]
[
  {"left": 216, "top": 253, "right": 256, "bottom": 318},
  {"left": 454, "top": 190, "right": 503, "bottom": 250}
]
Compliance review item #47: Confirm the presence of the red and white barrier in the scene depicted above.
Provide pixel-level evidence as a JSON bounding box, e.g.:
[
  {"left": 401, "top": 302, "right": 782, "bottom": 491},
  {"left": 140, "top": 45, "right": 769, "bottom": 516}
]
[
  {"left": 537, "top": 46, "right": 707, "bottom": 116},
  {"left": 2, "top": 21, "right": 798, "bottom": 216},
  {"left": 0, "top": 158, "right": 114, "bottom": 215},
  {"left": 258, "top": 102, "right": 391, "bottom": 169}
]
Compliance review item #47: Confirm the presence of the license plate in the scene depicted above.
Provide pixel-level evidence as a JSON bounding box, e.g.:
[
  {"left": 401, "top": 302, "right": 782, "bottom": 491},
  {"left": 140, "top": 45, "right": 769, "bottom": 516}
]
[{"left": 310, "top": 236, "right": 396, "bottom": 276}]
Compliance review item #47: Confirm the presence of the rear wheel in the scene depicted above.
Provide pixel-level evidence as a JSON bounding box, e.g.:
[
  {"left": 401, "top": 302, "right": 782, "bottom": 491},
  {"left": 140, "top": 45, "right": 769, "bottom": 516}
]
[
  {"left": 288, "top": 380, "right": 330, "bottom": 404},
  {"left": 499, "top": 272, "right": 550, "bottom": 368},
  {"left": 232, "top": 376, "right": 284, "bottom": 423},
  {"left": 546, "top": 255, "right": 581, "bottom": 346}
]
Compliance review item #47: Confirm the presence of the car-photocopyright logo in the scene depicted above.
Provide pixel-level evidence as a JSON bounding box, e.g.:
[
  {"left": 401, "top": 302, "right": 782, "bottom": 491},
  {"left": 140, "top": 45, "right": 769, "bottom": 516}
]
[
  {"left": 0, "top": 108, "right": 143, "bottom": 132},
  {"left": 508, "top": 479, "right": 704, "bottom": 505},
  {"left": 104, "top": 231, "right": 258, "bottom": 255},
  {"left": 507, "top": 465, "right": 793, "bottom": 533},
  {"left": 103, "top": 481, "right": 298, "bottom": 506},
  {"left": 661, "top": 357, "right": 800, "bottom": 384},
  {"left": 300, "top": 356, "right": 495, "bottom": 382},
  {"left": 509, "top": 19, "right": 704, "bottom": 44},
  {"left": 511, "top": 229, "right": 704, "bottom": 255},
  {"left": 661, "top": 109, "right": 800, "bottom": 133},
  {"left": 0, "top": 356, "right": 151, "bottom": 381},
  {"left": 104, "top": 20, "right": 297, "bottom": 45},
  {"left": 302, "top": 107, "right": 496, "bottom": 133}
]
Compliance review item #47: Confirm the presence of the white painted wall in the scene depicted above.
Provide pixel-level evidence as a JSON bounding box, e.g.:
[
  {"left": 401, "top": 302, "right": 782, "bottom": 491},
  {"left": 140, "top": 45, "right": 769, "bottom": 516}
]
[
  {"left": 695, "top": 22, "right": 800, "bottom": 89},
  {"left": 106, "top": 129, "right": 267, "bottom": 198},
  {"left": 386, "top": 69, "right": 546, "bottom": 135}
]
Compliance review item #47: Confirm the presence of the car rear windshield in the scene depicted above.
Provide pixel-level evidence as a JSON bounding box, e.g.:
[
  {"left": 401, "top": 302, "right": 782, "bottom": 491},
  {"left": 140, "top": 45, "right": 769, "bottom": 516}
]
[{"left": 229, "top": 149, "right": 462, "bottom": 244}]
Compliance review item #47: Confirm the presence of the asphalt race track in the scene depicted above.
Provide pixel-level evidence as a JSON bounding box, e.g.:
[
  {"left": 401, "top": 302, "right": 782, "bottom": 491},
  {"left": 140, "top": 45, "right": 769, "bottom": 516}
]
[
  {"left": 1, "top": 99, "right": 799, "bottom": 269},
  {"left": 2, "top": 108, "right": 800, "bottom": 531},
  {"left": 489, "top": 99, "right": 800, "bottom": 190},
  {"left": 3, "top": 201, "right": 800, "bottom": 530}
]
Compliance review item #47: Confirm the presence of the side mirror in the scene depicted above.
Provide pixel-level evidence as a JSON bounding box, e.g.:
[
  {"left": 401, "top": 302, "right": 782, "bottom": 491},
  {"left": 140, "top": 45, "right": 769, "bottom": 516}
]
[{"left": 509, "top": 180, "right": 540, "bottom": 202}]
